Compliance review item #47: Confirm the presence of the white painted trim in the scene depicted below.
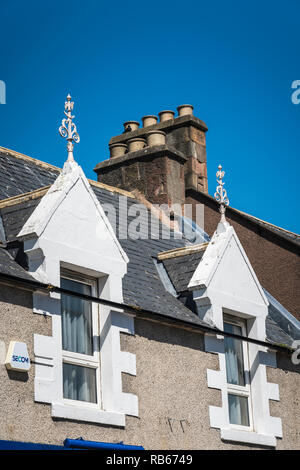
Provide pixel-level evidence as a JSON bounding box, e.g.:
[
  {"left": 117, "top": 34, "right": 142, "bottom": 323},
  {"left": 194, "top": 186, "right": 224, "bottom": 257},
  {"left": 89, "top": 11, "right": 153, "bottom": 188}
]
[
  {"left": 188, "top": 226, "right": 268, "bottom": 305},
  {"left": 190, "top": 223, "right": 282, "bottom": 447},
  {"left": 223, "top": 316, "right": 253, "bottom": 430},
  {"left": 19, "top": 161, "right": 138, "bottom": 426},
  {"left": 61, "top": 273, "right": 102, "bottom": 406},
  {"left": 51, "top": 402, "right": 125, "bottom": 426},
  {"left": 188, "top": 225, "right": 269, "bottom": 330},
  {"left": 205, "top": 332, "right": 282, "bottom": 447},
  {"left": 18, "top": 162, "right": 128, "bottom": 264},
  {"left": 220, "top": 429, "right": 276, "bottom": 447},
  {"left": 32, "top": 268, "right": 138, "bottom": 426}
]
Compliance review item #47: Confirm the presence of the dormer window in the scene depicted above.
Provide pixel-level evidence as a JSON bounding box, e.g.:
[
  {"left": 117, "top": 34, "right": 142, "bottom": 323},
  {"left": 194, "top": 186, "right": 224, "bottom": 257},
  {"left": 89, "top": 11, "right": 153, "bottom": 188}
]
[
  {"left": 61, "top": 273, "right": 100, "bottom": 405},
  {"left": 18, "top": 140, "right": 137, "bottom": 426},
  {"left": 189, "top": 215, "right": 283, "bottom": 446},
  {"left": 223, "top": 315, "right": 251, "bottom": 428}
]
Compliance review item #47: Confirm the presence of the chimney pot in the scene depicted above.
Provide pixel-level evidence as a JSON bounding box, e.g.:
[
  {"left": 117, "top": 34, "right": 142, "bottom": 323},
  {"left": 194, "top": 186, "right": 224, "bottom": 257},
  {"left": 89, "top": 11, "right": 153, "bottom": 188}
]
[
  {"left": 127, "top": 137, "right": 147, "bottom": 153},
  {"left": 109, "top": 143, "right": 127, "bottom": 158},
  {"left": 158, "top": 110, "right": 175, "bottom": 122},
  {"left": 123, "top": 120, "right": 140, "bottom": 132},
  {"left": 142, "top": 115, "right": 158, "bottom": 127},
  {"left": 146, "top": 130, "right": 166, "bottom": 147},
  {"left": 177, "top": 104, "right": 194, "bottom": 116}
]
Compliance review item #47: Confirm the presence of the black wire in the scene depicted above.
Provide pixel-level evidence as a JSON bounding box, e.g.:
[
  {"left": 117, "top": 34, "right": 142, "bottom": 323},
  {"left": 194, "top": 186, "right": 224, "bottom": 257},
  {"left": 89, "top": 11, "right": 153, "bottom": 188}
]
[{"left": 0, "top": 271, "right": 293, "bottom": 353}]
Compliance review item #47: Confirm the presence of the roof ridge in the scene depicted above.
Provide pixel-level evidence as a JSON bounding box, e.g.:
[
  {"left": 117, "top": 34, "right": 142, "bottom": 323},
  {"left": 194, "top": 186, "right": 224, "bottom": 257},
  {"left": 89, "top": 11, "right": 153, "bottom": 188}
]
[
  {"left": 157, "top": 243, "right": 208, "bottom": 260},
  {"left": 89, "top": 179, "right": 135, "bottom": 198},
  {"left": 0, "top": 146, "right": 137, "bottom": 199},
  {"left": 233, "top": 207, "right": 300, "bottom": 238},
  {"left": 194, "top": 190, "right": 300, "bottom": 239},
  {"left": 3, "top": 146, "right": 297, "bottom": 238},
  {"left": 0, "top": 180, "right": 136, "bottom": 207}
]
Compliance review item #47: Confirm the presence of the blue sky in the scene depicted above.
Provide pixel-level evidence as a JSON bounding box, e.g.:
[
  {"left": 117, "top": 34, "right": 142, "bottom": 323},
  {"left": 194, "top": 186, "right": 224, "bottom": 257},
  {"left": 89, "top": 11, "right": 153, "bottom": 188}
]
[{"left": 1, "top": 0, "right": 299, "bottom": 233}]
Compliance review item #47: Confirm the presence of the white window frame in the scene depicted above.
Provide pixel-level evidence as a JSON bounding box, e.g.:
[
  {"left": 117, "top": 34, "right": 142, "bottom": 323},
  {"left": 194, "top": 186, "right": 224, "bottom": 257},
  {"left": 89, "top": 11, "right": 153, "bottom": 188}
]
[
  {"left": 223, "top": 314, "right": 253, "bottom": 432},
  {"left": 60, "top": 270, "right": 101, "bottom": 409},
  {"left": 23, "top": 163, "right": 138, "bottom": 426},
  {"left": 205, "top": 307, "right": 282, "bottom": 447},
  {"left": 191, "top": 225, "right": 282, "bottom": 446}
]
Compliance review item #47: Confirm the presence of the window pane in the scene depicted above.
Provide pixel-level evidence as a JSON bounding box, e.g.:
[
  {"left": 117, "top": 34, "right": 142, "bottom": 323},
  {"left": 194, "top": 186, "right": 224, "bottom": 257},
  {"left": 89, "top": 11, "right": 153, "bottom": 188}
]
[
  {"left": 224, "top": 322, "right": 245, "bottom": 386},
  {"left": 228, "top": 394, "right": 250, "bottom": 426},
  {"left": 61, "top": 278, "right": 93, "bottom": 356},
  {"left": 63, "top": 363, "right": 97, "bottom": 403}
]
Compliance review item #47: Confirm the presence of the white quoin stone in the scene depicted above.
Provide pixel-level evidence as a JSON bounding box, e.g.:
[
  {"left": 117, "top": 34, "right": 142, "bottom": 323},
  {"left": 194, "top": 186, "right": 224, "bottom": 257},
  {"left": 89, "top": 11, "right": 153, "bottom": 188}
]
[{"left": 18, "top": 160, "right": 138, "bottom": 426}]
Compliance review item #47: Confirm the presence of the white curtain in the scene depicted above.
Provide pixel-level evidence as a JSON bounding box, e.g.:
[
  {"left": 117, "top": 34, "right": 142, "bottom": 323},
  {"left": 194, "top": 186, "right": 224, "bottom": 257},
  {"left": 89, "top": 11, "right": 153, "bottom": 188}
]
[
  {"left": 63, "top": 363, "right": 97, "bottom": 403},
  {"left": 228, "top": 394, "right": 249, "bottom": 426},
  {"left": 224, "top": 322, "right": 245, "bottom": 386},
  {"left": 61, "top": 278, "right": 93, "bottom": 356}
]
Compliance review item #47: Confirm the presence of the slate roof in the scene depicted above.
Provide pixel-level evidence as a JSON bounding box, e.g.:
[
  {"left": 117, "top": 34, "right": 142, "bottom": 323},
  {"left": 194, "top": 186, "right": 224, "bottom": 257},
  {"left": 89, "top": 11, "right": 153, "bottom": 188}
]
[
  {"left": 0, "top": 147, "right": 59, "bottom": 199},
  {"left": 266, "top": 316, "right": 296, "bottom": 347},
  {"left": 160, "top": 251, "right": 206, "bottom": 293},
  {"left": 0, "top": 198, "right": 41, "bottom": 242},
  {"left": 0, "top": 173, "right": 210, "bottom": 330},
  {"left": 91, "top": 185, "right": 208, "bottom": 326},
  {"left": 0, "top": 247, "right": 33, "bottom": 281},
  {"left": 0, "top": 148, "right": 298, "bottom": 347}
]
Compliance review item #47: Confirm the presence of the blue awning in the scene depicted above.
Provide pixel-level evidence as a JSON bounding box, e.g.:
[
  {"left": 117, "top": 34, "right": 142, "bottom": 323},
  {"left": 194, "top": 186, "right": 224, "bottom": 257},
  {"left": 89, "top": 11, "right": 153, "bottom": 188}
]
[
  {"left": 0, "top": 438, "right": 144, "bottom": 451},
  {"left": 0, "top": 439, "right": 64, "bottom": 450},
  {"left": 64, "top": 438, "right": 144, "bottom": 450}
]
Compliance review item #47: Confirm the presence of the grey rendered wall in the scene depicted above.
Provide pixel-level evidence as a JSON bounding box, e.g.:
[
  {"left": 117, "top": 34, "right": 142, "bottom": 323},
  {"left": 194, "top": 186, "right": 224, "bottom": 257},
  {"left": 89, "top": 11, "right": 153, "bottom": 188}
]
[{"left": 0, "top": 286, "right": 299, "bottom": 449}]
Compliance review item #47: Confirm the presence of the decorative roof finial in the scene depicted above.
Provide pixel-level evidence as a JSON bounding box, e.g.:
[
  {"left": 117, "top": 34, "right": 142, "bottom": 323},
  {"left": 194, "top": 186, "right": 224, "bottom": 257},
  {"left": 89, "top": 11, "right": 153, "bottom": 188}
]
[
  {"left": 59, "top": 94, "right": 80, "bottom": 162},
  {"left": 214, "top": 164, "right": 229, "bottom": 224}
]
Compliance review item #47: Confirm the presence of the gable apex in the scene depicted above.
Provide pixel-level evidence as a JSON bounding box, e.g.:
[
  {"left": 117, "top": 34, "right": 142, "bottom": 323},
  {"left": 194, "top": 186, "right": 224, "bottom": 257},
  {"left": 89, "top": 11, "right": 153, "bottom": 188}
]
[
  {"left": 188, "top": 224, "right": 268, "bottom": 308},
  {"left": 18, "top": 161, "right": 81, "bottom": 240},
  {"left": 18, "top": 160, "right": 128, "bottom": 266}
]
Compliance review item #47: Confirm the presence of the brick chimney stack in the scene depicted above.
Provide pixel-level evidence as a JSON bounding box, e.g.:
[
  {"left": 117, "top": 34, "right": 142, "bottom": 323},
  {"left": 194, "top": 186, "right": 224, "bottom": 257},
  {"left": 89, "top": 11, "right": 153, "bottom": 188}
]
[{"left": 94, "top": 105, "right": 208, "bottom": 206}]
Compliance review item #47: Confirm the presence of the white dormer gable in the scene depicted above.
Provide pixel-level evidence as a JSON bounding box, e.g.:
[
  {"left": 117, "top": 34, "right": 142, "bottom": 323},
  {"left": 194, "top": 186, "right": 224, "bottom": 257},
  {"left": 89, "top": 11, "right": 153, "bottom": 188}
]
[
  {"left": 189, "top": 219, "right": 282, "bottom": 447},
  {"left": 18, "top": 160, "right": 128, "bottom": 293},
  {"left": 188, "top": 221, "right": 268, "bottom": 334},
  {"left": 17, "top": 160, "right": 137, "bottom": 426}
]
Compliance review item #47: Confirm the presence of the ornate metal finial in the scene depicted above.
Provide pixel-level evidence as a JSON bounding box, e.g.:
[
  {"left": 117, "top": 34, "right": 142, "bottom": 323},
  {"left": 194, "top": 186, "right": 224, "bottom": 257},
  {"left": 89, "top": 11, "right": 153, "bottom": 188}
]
[
  {"left": 214, "top": 164, "right": 229, "bottom": 223},
  {"left": 59, "top": 94, "right": 80, "bottom": 162}
]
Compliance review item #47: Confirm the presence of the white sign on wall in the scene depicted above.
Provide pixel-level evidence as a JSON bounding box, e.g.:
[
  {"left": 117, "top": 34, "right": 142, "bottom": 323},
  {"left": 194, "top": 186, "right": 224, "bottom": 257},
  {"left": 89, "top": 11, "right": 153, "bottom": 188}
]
[{"left": 5, "top": 341, "right": 31, "bottom": 372}]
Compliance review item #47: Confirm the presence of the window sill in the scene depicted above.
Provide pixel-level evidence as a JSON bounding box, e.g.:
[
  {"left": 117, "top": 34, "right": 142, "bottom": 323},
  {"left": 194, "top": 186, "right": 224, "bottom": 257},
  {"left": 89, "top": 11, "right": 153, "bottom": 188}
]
[
  {"left": 221, "top": 429, "right": 276, "bottom": 447},
  {"left": 51, "top": 402, "right": 125, "bottom": 427}
]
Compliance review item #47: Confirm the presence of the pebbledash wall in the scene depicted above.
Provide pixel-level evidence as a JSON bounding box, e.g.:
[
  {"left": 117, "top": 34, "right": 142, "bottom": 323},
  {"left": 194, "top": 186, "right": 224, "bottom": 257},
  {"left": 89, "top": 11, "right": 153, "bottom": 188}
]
[{"left": 0, "top": 283, "right": 299, "bottom": 450}]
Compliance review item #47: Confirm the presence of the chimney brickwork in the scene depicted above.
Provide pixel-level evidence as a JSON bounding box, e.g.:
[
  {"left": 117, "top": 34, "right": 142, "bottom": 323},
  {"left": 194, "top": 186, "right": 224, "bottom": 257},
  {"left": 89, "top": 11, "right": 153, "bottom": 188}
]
[{"left": 94, "top": 106, "right": 208, "bottom": 206}]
